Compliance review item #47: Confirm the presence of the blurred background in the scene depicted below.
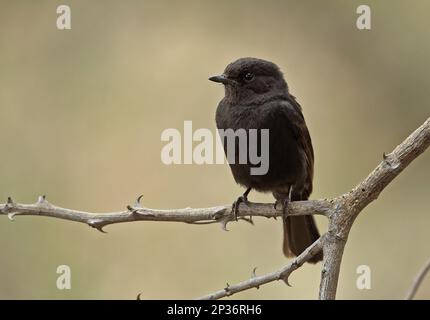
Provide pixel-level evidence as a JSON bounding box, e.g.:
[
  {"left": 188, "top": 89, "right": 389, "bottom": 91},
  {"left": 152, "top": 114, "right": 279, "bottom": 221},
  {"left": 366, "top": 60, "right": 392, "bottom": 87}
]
[{"left": 0, "top": 0, "right": 429, "bottom": 299}]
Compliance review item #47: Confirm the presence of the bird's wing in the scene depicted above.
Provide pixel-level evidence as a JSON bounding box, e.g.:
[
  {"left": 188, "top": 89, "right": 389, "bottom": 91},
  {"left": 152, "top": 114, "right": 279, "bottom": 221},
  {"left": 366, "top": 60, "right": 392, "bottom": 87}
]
[
  {"left": 264, "top": 96, "right": 314, "bottom": 199},
  {"left": 285, "top": 95, "right": 314, "bottom": 199}
]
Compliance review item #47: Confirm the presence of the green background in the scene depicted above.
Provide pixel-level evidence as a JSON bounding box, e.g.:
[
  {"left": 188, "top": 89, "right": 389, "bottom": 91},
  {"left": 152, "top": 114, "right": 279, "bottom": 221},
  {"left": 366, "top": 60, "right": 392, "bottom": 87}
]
[{"left": 0, "top": 0, "right": 429, "bottom": 299}]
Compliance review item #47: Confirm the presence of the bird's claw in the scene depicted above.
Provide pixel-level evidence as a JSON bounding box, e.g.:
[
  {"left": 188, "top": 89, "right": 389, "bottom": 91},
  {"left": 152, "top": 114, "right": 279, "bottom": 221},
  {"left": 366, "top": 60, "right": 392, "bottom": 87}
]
[
  {"left": 281, "top": 198, "right": 290, "bottom": 218},
  {"left": 274, "top": 198, "right": 290, "bottom": 217},
  {"left": 232, "top": 195, "right": 249, "bottom": 221}
]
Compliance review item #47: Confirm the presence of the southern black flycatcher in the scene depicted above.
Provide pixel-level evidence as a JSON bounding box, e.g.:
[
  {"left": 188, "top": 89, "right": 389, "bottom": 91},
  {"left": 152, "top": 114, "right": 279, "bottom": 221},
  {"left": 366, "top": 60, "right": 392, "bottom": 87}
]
[{"left": 210, "top": 57, "right": 322, "bottom": 263}]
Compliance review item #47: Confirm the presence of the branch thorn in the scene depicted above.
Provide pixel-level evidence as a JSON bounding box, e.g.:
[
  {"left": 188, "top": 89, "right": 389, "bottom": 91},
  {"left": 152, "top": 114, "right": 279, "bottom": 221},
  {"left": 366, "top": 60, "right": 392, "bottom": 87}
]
[
  {"left": 224, "top": 283, "right": 231, "bottom": 293},
  {"left": 88, "top": 220, "right": 107, "bottom": 233},
  {"left": 282, "top": 274, "right": 292, "bottom": 287},
  {"left": 251, "top": 267, "right": 260, "bottom": 289},
  {"left": 251, "top": 267, "right": 257, "bottom": 278},
  {"left": 127, "top": 205, "right": 139, "bottom": 215},
  {"left": 219, "top": 216, "right": 230, "bottom": 231},
  {"left": 37, "top": 195, "right": 49, "bottom": 206},
  {"left": 134, "top": 195, "right": 144, "bottom": 208}
]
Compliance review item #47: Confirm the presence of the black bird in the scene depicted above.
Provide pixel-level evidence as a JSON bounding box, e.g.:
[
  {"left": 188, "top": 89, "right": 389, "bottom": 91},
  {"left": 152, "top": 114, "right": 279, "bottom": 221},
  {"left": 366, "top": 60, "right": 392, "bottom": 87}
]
[{"left": 210, "top": 57, "right": 322, "bottom": 263}]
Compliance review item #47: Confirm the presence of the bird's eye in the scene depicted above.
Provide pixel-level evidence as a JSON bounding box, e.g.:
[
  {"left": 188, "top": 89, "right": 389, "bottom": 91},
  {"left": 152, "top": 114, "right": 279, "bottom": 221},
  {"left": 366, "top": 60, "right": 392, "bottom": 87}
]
[{"left": 243, "top": 72, "right": 254, "bottom": 82}]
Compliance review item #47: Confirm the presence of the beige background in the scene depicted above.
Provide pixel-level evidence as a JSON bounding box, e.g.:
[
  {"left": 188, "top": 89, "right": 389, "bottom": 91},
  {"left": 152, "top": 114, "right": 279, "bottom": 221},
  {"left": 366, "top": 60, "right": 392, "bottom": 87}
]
[{"left": 0, "top": 0, "right": 429, "bottom": 299}]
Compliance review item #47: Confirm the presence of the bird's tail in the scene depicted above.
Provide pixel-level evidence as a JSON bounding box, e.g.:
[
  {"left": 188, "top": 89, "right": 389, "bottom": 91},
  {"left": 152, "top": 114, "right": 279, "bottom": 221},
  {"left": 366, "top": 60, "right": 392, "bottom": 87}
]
[{"left": 282, "top": 214, "right": 322, "bottom": 263}]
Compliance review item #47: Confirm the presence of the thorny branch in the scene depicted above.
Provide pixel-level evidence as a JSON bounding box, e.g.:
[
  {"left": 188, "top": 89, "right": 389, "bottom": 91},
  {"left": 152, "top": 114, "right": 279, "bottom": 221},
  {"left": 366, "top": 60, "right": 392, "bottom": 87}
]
[
  {"left": 197, "top": 237, "right": 324, "bottom": 300},
  {"left": 1, "top": 117, "right": 429, "bottom": 299},
  {"left": 0, "top": 195, "right": 331, "bottom": 233}
]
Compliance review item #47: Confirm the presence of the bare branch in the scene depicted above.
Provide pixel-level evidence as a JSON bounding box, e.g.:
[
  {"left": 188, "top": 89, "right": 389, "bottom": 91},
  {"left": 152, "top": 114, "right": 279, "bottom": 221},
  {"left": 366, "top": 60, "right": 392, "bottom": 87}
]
[
  {"left": 0, "top": 118, "right": 429, "bottom": 300},
  {"left": 319, "top": 117, "right": 430, "bottom": 299},
  {"left": 197, "top": 236, "right": 324, "bottom": 300},
  {"left": 405, "top": 257, "right": 430, "bottom": 300},
  {"left": 0, "top": 197, "right": 331, "bottom": 232}
]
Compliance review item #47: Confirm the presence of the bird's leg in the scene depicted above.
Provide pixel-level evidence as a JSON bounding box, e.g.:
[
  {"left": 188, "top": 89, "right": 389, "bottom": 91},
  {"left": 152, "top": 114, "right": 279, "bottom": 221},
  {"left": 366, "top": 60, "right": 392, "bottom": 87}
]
[
  {"left": 274, "top": 198, "right": 289, "bottom": 214},
  {"left": 281, "top": 187, "right": 293, "bottom": 218},
  {"left": 273, "top": 187, "right": 291, "bottom": 219},
  {"left": 281, "top": 198, "right": 290, "bottom": 218},
  {"left": 232, "top": 187, "right": 252, "bottom": 221}
]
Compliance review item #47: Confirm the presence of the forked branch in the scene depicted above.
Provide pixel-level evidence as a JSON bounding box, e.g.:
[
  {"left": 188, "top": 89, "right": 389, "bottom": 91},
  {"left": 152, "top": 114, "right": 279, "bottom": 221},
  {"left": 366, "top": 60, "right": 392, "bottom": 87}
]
[{"left": 1, "top": 117, "right": 429, "bottom": 300}]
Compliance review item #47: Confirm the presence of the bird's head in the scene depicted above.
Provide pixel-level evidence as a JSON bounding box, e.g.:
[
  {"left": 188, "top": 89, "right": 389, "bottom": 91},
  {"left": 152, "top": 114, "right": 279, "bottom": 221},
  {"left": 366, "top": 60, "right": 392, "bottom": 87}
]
[{"left": 209, "top": 57, "right": 288, "bottom": 104}]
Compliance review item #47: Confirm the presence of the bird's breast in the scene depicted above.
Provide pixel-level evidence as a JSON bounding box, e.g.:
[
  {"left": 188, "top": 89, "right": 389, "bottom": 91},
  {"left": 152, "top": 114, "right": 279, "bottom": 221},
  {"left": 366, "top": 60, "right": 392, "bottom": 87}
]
[{"left": 215, "top": 101, "right": 306, "bottom": 191}]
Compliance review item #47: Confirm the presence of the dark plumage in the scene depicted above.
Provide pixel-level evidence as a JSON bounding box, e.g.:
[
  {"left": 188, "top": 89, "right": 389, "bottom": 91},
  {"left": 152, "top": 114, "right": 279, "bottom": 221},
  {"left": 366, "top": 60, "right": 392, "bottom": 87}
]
[{"left": 210, "top": 57, "right": 322, "bottom": 263}]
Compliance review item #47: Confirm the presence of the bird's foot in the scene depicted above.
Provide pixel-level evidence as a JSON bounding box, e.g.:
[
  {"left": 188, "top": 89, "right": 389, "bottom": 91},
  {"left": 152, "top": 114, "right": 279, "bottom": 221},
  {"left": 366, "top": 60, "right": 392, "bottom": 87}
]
[
  {"left": 281, "top": 198, "right": 290, "bottom": 218},
  {"left": 274, "top": 198, "right": 290, "bottom": 218},
  {"left": 232, "top": 195, "right": 249, "bottom": 221}
]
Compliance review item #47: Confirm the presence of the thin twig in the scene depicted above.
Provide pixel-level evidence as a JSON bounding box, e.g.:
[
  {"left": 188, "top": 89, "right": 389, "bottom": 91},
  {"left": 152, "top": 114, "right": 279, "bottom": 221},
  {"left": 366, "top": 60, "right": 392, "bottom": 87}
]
[
  {"left": 405, "top": 258, "right": 430, "bottom": 300},
  {"left": 197, "top": 236, "right": 324, "bottom": 300}
]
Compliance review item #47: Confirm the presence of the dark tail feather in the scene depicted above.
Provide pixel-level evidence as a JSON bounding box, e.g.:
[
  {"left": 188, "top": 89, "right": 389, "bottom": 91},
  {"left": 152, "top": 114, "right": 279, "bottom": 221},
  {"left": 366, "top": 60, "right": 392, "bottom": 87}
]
[{"left": 283, "top": 215, "right": 322, "bottom": 263}]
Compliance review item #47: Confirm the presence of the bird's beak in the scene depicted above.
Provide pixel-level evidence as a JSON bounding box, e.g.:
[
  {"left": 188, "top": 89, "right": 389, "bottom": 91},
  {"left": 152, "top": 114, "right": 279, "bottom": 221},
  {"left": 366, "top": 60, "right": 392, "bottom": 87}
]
[{"left": 209, "top": 74, "right": 231, "bottom": 85}]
